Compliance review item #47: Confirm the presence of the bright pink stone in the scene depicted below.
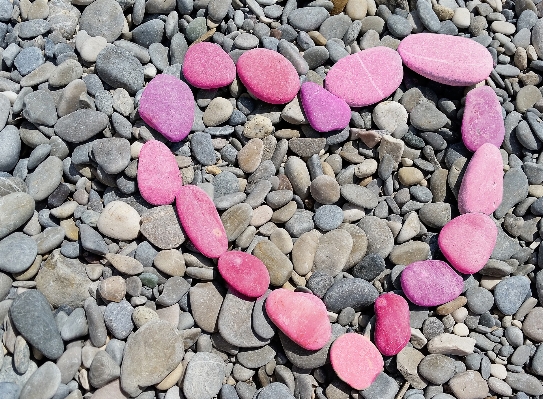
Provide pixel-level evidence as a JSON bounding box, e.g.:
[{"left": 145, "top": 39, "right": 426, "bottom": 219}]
[
  {"left": 398, "top": 33, "right": 493, "bottom": 86},
  {"left": 330, "top": 333, "right": 383, "bottom": 390},
  {"left": 237, "top": 48, "right": 300, "bottom": 104},
  {"left": 458, "top": 143, "right": 503, "bottom": 215},
  {"left": 325, "top": 47, "right": 403, "bottom": 107},
  {"left": 300, "top": 82, "right": 351, "bottom": 132},
  {"left": 462, "top": 86, "right": 505, "bottom": 151},
  {"left": 182, "top": 42, "right": 236, "bottom": 89},
  {"left": 217, "top": 251, "right": 270, "bottom": 298},
  {"left": 138, "top": 74, "right": 194, "bottom": 142},
  {"left": 438, "top": 213, "right": 498, "bottom": 274},
  {"left": 175, "top": 185, "right": 228, "bottom": 258},
  {"left": 137, "top": 140, "right": 182, "bottom": 206},
  {"left": 265, "top": 289, "right": 331, "bottom": 350},
  {"left": 374, "top": 293, "right": 410, "bottom": 356},
  {"left": 401, "top": 260, "right": 463, "bottom": 307}
]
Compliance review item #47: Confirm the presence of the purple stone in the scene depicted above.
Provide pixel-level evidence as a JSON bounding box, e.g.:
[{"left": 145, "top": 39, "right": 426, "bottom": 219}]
[{"left": 300, "top": 82, "right": 351, "bottom": 132}]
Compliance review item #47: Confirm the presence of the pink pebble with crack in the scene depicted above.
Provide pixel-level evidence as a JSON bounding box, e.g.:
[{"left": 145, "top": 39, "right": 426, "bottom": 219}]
[
  {"left": 325, "top": 46, "right": 403, "bottom": 107},
  {"left": 236, "top": 48, "right": 300, "bottom": 104},
  {"left": 300, "top": 82, "right": 351, "bottom": 132},
  {"left": 398, "top": 33, "right": 494, "bottom": 86},
  {"left": 438, "top": 213, "right": 498, "bottom": 274},
  {"left": 182, "top": 42, "right": 236, "bottom": 89},
  {"left": 137, "top": 140, "right": 182, "bottom": 206},
  {"left": 265, "top": 289, "right": 331, "bottom": 351},
  {"left": 175, "top": 185, "right": 228, "bottom": 259},
  {"left": 217, "top": 251, "right": 270, "bottom": 298},
  {"left": 138, "top": 74, "right": 194, "bottom": 142},
  {"left": 330, "top": 333, "right": 383, "bottom": 390},
  {"left": 374, "top": 293, "right": 411, "bottom": 356},
  {"left": 458, "top": 143, "right": 503, "bottom": 215}
]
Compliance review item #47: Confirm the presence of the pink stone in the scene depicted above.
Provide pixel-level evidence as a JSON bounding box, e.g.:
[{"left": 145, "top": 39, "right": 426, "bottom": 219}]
[
  {"left": 462, "top": 86, "right": 505, "bottom": 151},
  {"left": 330, "top": 333, "right": 383, "bottom": 390},
  {"left": 397, "top": 33, "right": 494, "bottom": 86},
  {"left": 182, "top": 42, "right": 236, "bottom": 89},
  {"left": 300, "top": 82, "right": 351, "bottom": 132},
  {"left": 438, "top": 213, "right": 498, "bottom": 274},
  {"left": 237, "top": 48, "right": 300, "bottom": 104},
  {"left": 458, "top": 143, "right": 503, "bottom": 215},
  {"left": 217, "top": 251, "right": 270, "bottom": 298},
  {"left": 374, "top": 293, "right": 410, "bottom": 356},
  {"left": 138, "top": 74, "right": 194, "bottom": 142},
  {"left": 325, "top": 47, "right": 403, "bottom": 107},
  {"left": 401, "top": 260, "right": 463, "bottom": 307},
  {"left": 265, "top": 289, "right": 331, "bottom": 351},
  {"left": 137, "top": 140, "right": 182, "bottom": 206},
  {"left": 175, "top": 185, "right": 228, "bottom": 259}
]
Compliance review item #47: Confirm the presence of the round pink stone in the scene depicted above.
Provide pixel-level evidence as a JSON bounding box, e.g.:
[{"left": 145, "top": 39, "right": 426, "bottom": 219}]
[
  {"left": 374, "top": 293, "right": 410, "bottom": 356},
  {"left": 300, "top": 82, "right": 351, "bottom": 132},
  {"left": 458, "top": 143, "right": 503, "bottom": 215},
  {"left": 401, "top": 260, "right": 463, "bottom": 307},
  {"left": 237, "top": 48, "right": 300, "bottom": 104},
  {"left": 137, "top": 140, "right": 182, "bottom": 206},
  {"left": 325, "top": 47, "right": 403, "bottom": 107},
  {"left": 438, "top": 213, "right": 498, "bottom": 274},
  {"left": 138, "top": 74, "right": 194, "bottom": 142},
  {"left": 182, "top": 42, "right": 236, "bottom": 89},
  {"left": 398, "top": 33, "right": 494, "bottom": 86},
  {"left": 217, "top": 251, "right": 270, "bottom": 298},
  {"left": 330, "top": 333, "right": 383, "bottom": 390},
  {"left": 265, "top": 289, "right": 331, "bottom": 351}
]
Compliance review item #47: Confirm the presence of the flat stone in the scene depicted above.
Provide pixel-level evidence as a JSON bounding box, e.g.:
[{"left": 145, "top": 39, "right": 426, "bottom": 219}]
[
  {"left": 357, "top": 216, "right": 394, "bottom": 258},
  {"left": 189, "top": 281, "right": 224, "bottom": 333},
  {"left": 0, "top": 232, "right": 37, "bottom": 273},
  {"left": 217, "top": 251, "right": 269, "bottom": 298},
  {"left": 140, "top": 205, "right": 185, "bottom": 249},
  {"left": 505, "top": 372, "right": 543, "bottom": 396},
  {"left": 448, "top": 371, "right": 489, "bottom": 399},
  {"left": 374, "top": 293, "right": 410, "bottom": 356},
  {"left": 418, "top": 354, "right": 456, "bottom": 385},
  {"left": 396, "top": 347, "right": 427, "bottom": 389},
  {"left": 0, "top": 192, "right": 35, "bottom": 239},
  {"left": 288, "top": 7, "right": 329, "bottom": 30},
  {"left": 92, "top": 138, "right": 130, "bottom": 175},
  {"left": 19, "top": 361, "right": 61, "bottom": 399},
  {"left": 427, "top": 333, "right": 476, "bottom": 356},
  {"left": 79, "top": 0, "right": 124, "bottom": 42},
  {"left": 97, "top": 201, "right": 140, "bottom": 241},
  {"left": 183, "top": 352, "right": 225, "bottom": 399},
  {"left": 26, "top": 156, "right": 63, "bottom": 201},
  {"left": 494, "top": 167, "right": 528, "bottom": 219},
  {"left": 104, "top": 299, "right": 134, "bottom": 340},
  {"left": 522, "top": 307, "right": 543, "bottom": 342},
  {"left": 494, "top": 276, "right": 531, "bottom": 315},
  {"left": 323, "top": 277, "right": 379, "bottom": 312},
  {"left": 95, "top": 46, "right": 144, "bottom": 95},
  {"left": 54, "top": 109, "right": 109, "bottom": 143},
  {"left": 253, "top": 240, "right": 293, "bottom": 286},
  {"left": 313, "top": 229, "right": 353, "bottom": 276}
]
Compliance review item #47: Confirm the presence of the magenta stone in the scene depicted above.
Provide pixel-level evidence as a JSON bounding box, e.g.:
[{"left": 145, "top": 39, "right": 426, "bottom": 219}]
[
  {"left": 438, "top": 213, "right": 498, "bottom": 274},
  {"left": 401, "top": 260, "right": 463, "bottom": 307},
  {"left": 325, "top": 47, "right": 403, "bottom": 107},
  {"left": 374, "top": 293, "right": 410, "bottom": 356},
  {"left": 300, "top": 82, "right": 351, "bottom": 132},
  {"left": 397, "top": 33, "right": 494, "bottom": 86},
  {"left": 182, "top": 42, "right": 236, "bottom": 89},
  {"left": 237, "top": 48, "right": 300, "bottom": 104},
  {"left": 458, "top": 143, "right": 503, "bottom": 215},
  {"left": 217, "top": 251, "right": 270, "bottom": 298},
  {"left": 462, "top": 86, "right": 505, "bottom": 151},
  {"left": 265, "top": 289, "right": 331, "bottom": 351}
]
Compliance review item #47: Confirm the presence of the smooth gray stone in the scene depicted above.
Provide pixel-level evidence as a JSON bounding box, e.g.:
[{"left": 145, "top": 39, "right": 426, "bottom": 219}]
[
  {"left": 0, "top": 126, "right": 21, "bottom": 172},
  {"left": 79, "top": 0, "right": 124, "bottom": 42},
  {"left": 54, "top": 109, "right": 109, "bottom": 143},
  {"left": 85, "top": 297, "right": 108, "bottom": 347},
  {"left": 0, "top": 232, "right": 37, "bottom": 273},
  {"left": 288, "top": 7, "right": 329, "bottom": 31},
  {"left": 95, "top": 46, "right": 144, "bottom": 94},
  {"left": 14, "top": 47, "right": 45, "bottom": 76},
  {"left": 26, "top": 156, "right": 63, "bottom": 201},
  {"left": 103, "top": 299, "right": 134, "bottom": 340},
  {"left": 494, "top": 167, "right": 528, "bottom": 219},
  {"left": 493, "top": 276, "right": 531, "bottom": 315},
  {"left": 323, "top": 278, "right": 379, "bottom": 312},
  {"left": 0, "top": 192, "right": 35, "bottom": 239}
]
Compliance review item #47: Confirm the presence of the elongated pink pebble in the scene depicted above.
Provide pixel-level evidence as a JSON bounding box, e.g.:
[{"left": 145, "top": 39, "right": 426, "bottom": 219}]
[
  {"left": 217, "top": 251, "right": 270, "bottom": 298},
  {"left": 374, "top": 293, "right": 410, "bottom": 356},
  {"left": 182, "top": 42, "right": 236, "bottom": 89}
]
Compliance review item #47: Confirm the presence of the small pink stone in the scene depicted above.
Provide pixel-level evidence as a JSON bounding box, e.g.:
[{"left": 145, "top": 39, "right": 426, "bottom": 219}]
[
  {"left": 300, "top": 82, "right": 351, "bottom": 132},
  {"left": 401, "top": 260, "right": 463, "bottom": 307},
  {"left": 325, "top": 47, "right": 403, "bottom": 107},
  {"left": 138, "top": 74, "right": 195, "bottom": 142},
  {"left": 137, "top": 140, "right": 182, "bottom": 206},
  {"left": 217, "top": 251, "right": 270, "bottom": 298},
  {"left": 330, "top": 333, "right": 383, "bottom": 390},
  {"left": 458, "top": 143, "right": 503, "bottom": 215},
  {"left": 182, "top": 42, "right": 236, "bottom": 89},
  {"left": 237, "top": 48, "right": 300, "bottom": 104},
  {"left": 374, "top": 293, "right": 410, "bottom": 356},
  {"left": 438, "top": 213, "right": 498, "bottom": 274},
  {"left": 175, "top": 185, "right": 228, "bottom": 259},
  {"left": 397, "top": 33, "right": 494, "bottom": 86},
  {"left": 462, "top": 86, "right": 505, "bottom": 151},
  {"left": 265, "top": 289, "right": 331, "bottom": 351}
]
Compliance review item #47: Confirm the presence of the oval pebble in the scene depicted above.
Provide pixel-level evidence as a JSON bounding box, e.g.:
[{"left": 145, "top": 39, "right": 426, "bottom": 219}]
[
  {"left": 217, "top": 251, "right": 270, "bottom": 298},
  {"left": 182, "top": 42, "right": 236, "bottom": 89},
  {"left": 374, "top": 293, "right": 410, "bottom": 356},
  {"left": 300, "top": 82, "right": 351, "bottom": 132}
]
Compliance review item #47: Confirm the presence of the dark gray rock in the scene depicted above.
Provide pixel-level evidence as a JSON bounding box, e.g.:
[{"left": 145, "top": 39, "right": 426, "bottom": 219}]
[
  {"left": 323, "top": 278, "right": 379, "bottom": 312},
  {"left": 493, "top": 276, "right": 531, "bottom": 315},
  {"left": 95, "top": 46, "right": 144, "bottom": 94},
  {"left": 54, "top": 109, "right": 109, "bottom": 143}
]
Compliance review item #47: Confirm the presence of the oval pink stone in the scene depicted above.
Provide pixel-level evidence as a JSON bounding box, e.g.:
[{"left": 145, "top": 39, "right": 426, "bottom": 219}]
[
  {"left": 138, "top": 74, "right": 195, "bottom": 142},
  {"left": 325, "top": 47, "right": 403, "bottom": 107},
  {"left": 458, "top": 143, "right": 503, "bottom": 215},
  {"left": 462, "top": 86, "right": 505, "bottom": 151},
  {"left": 265, "top": 289, "right": 331, "bottom": 350},
  {"left": 237, "top": 48, "right": 300, "bottom": 104},
  {"left": 217, "top": 251, "right": 270, "bottom": 298},
  {"left": 401, "top": 260, "right": 463, "bottom": 307},
  {"left": 398, "top": 33, "right": 493, "bottom": 86},
  {"left": 438, "top": 213, "right": 498, "bottom": 274},
  {"left": 374, "top": 293, "right": 410, "bottom": 356},
  {"left": 330, "top": 333, "right": 383, "bottom": 390},
  {"left": 182, "top": 42, "right": 236, "bottom": 89},
  {"left": 137, "top": 140, "right": 182, "bottom": 206},
  {"left": 175, "top": 185, "right": 228, "bottom": 259},
  {"left": 300, "top": 82, "right": 351, "bottom": 132}
]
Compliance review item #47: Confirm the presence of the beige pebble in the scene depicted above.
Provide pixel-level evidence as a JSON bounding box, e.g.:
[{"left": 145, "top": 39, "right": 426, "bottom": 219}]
[
  {"left": 490, "top": 363, "right": 507, "bottom": 380},
  {"left": 156, "top": 361, "right": 184, "bottom": 390},
  {"left": 97, "top": 201, "right": 140, "bottom": 241},
  {"left": 529, "top": 185, "right": 543, "bottom": 197},
  {"left": 60, "top": 218, "right": 79, "bottom": 241},
  {"left": 237, "top": 138, "right": 264, "bottom": 174},
  {"left": 345, "top": 0, "right": 367, "bottom": 19},
  {"left": 153, "top": 249, "right": 186, "bottom": 277},
  {"left": 203, "top": 97, "right": 233, "bottom": 127},
  {"left": 98, "top": 276, "right": 126, "bottom": 302},
  {"left": 480, "top": 276, "right": 502, "bottom": 290},
  {"left": 453, "top": 323, "right": 469, "bottom": 337},
  {"left": 132, "top": 306, "right": 159, "bottom": 329},
  {"left": 243, "top": 115, "right": 274, "bottom": 138},
  {"left": 250, "top": 205, "right": 273, "bottom": 227},
  {"left": 270, "top": 228, "right": 293, "bottom": 254},
  {"left": 105, "top": 253, "right": 144, "bottom": 275},
  {"left": 291, "top": 229, "right": 321, "bottom": 276}
]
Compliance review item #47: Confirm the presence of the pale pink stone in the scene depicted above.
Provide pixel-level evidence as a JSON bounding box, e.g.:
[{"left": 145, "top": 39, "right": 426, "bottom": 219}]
[
  {"left": 374, "top": 293, "right": 410, "bottom": 356},
  {"left": 397, "top": 33, "right": 494, "bottom": 86},
  {"left": 182, "top": 42, "right": 236, "bottom": 89},
  {"left": 300, "top": 82, "right": 351, "bottom": 132},
  {"left": 458, "top": 142, "right": 503, "bottom": 215},
  {"left": 217, "top": 251, "right": 270, "bottom": 298},
  {"left": 438, "top": 213, "right": 498, "bottom": 274},
  {"left": 325, "top": 47, "right": 403, "bottom": 107}
]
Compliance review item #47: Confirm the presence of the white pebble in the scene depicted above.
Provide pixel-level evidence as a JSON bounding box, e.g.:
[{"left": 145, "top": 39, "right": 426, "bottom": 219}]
[
  {"left": 453, "top": 323, "right": 469, "bottom": 337},
  {"left": 490, "top": 363, "right": 507, "bottom": 379}
]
